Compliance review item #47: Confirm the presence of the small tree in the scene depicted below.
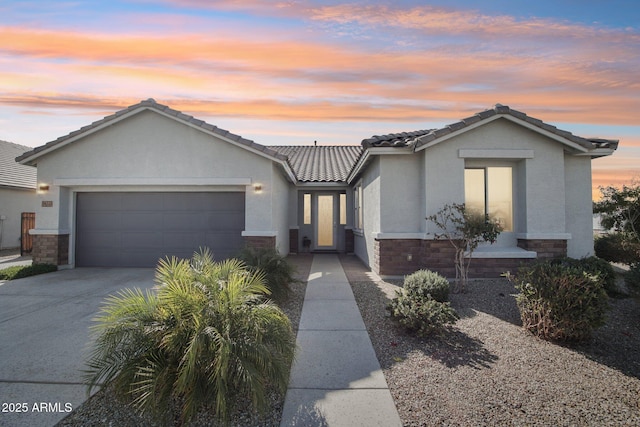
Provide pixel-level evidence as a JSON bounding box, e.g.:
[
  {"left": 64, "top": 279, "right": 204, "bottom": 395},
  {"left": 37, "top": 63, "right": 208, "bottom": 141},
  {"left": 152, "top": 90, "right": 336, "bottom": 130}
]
[
  {"left": 594, "top": 180, "right": 640, "bottom": 261},
  {"left": 427, "top": 203, "right": 502, "bottom": 293}
]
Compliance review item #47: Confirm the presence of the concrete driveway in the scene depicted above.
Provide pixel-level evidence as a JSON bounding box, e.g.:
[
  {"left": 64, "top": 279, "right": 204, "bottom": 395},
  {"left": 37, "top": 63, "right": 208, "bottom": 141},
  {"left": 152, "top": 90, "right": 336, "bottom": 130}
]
[{"left": 0, "top": 268, "right": 156, "bottom": 427}]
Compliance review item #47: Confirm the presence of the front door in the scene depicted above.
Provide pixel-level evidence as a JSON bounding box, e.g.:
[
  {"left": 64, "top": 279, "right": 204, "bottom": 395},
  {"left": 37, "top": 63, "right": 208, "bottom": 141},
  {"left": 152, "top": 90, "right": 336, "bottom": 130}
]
[{"left": 315, "top": 194, "right": 336, "bottom": 250}]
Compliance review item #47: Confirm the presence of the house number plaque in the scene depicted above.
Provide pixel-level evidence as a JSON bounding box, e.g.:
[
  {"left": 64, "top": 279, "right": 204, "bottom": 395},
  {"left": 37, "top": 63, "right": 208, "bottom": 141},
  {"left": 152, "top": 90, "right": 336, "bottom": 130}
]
[{"left": 42, "top": 201, "right": 53, "bottom": 207}]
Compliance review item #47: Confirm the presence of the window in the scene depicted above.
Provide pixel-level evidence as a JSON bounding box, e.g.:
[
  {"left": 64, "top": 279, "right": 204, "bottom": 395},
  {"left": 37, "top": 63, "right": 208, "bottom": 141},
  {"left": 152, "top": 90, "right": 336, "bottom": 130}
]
[
  {"left": 354, "top": 184, "right": 363, "bottom": 229},
  {"left": 464, "top": 167, "right": 513, "bottom": 231},
  {"left": 339, "top": 193, "right": 347, "bottom": 225},
  {"left": 303, "top": 193, "right": 311, "bottom": 224}
]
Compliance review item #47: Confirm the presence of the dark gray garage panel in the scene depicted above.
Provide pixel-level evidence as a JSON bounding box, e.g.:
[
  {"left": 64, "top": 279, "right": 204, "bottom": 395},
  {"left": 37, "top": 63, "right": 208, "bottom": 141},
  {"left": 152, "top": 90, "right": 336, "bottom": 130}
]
[{"left": 76, "top": 192, "right": 245, "bottom": 267}]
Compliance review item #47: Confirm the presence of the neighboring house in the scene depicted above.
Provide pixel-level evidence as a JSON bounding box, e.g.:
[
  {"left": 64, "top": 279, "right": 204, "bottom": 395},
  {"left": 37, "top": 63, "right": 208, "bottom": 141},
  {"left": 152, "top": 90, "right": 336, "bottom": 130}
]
[
  {"left": 17, "top": 99, "right": 618, "bottom": 277},
  {"left": 0, "top": 140, "right": 37, "bottom": 251}
]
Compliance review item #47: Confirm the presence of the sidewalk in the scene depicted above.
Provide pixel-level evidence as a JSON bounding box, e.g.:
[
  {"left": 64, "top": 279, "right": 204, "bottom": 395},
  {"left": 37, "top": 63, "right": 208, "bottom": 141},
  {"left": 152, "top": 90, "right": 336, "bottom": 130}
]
[
  {"left": 280, "top": 254, "right": 402, "bottom": 427},
  {"left": 0, "top": 249, "right": 32, "bottom": 270}
]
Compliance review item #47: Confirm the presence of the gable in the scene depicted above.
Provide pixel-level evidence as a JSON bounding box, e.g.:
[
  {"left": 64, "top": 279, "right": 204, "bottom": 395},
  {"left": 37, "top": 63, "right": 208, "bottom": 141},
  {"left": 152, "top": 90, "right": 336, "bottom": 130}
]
[
  {"left": 17, "top": 99, "right": 296, "bottom": 183},
  {"left": 35, "top": 110, "right": 287, "bottom": 183},
  {"left": 413, "top": 105, "right": 618, "bottom": 156}
]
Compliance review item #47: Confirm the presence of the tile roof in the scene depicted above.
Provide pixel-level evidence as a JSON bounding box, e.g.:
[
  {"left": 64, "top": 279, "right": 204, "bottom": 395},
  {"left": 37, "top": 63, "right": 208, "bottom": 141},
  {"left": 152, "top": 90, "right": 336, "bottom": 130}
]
[
  {"left": 271, "top": 145, "right": 363, "bottom": 182},
  {"left": 361, "top": 130, "right": 434, "bottom": 148},
  {"left": 0, "top": 140, "right": 36, "bottom": 190},
  {"left": 16, "top": 98, "right": 288, "bottom": 164},
  {"left": 15, "top": 100, "right": 617, "bottom": 187},
  {"left": 362, "top": 104, "right": 619, "bottom": 152},
  {"left": 414, "top": 104, "right": 619, "bottom": 151}
]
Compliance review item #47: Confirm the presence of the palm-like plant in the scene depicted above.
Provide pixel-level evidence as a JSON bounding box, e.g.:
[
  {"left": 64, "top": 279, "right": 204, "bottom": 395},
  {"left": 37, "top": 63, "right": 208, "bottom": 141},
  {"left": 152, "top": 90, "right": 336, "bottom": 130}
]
[{"left": 85, "top": 248, "right": 297, "bottom": 424}]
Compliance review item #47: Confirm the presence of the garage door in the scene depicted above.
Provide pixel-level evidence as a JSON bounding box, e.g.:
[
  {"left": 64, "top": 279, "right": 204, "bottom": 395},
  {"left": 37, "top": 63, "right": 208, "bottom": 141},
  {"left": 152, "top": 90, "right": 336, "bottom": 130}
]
[{"left": 76, "top": 192, "right": 245, "bottom": 267}]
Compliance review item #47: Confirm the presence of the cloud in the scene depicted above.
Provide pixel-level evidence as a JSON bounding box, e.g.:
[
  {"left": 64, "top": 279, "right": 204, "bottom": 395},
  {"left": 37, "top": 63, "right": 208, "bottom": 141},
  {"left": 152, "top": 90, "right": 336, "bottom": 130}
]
[{"left": 2, "top": 23, "right": 638, "bottom": 125}]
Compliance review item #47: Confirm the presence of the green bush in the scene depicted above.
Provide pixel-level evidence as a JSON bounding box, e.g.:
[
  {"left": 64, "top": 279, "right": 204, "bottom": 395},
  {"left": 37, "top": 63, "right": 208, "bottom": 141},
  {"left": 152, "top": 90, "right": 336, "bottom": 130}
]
[
  {"left": 594, "top": 233, "right": 640, "bottom": 265},
  {"left": 237, "top": 247, "right": 297, "bottom": 301},
  {"left": 390, "top": 295, "right": 458, "bottom": 337},
  {"left": 403, "top": 269, "right": 450, "bottom": 302},
  {"left": 508, "top": 261, "right": 608, "bottom": 342},
  {"left": 552, "top": 256, "right": 618, "bottom": 296},
  {"left": 0, "top": 263, "right": 57, "bottom": 280},
  {"left": 85, "top": 249, "right": 296, "bottom": 424},
  {"left": 390, "top": 270, "right": 458, "bottom": 336}
]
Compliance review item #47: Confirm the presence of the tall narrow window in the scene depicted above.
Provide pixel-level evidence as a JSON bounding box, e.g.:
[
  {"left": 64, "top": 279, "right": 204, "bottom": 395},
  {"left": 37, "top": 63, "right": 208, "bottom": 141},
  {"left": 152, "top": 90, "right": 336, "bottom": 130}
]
[
  {"left": 354, "top": 184, "right": 363, "bottom": 229},
  {"left": 464, "top": 167, "right": 513, "bottom": 231},
  {"left": 303, "top": 193, "right": 311, "bottom": 225},
  {"left": 339, "top": 193, "right": 347, "bottom": 225}
]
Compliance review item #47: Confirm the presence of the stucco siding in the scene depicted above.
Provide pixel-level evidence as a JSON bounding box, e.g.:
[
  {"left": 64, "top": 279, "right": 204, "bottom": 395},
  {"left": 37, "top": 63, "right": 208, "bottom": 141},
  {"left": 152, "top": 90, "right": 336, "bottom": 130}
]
[
  {"left": 422, "top": 139, "right": 465, "bottom": 235},
  {"left": 271, "top": 163, "right": 290, "bottom": 255},
  {"left": 565, "top": 155, "right": 594, "bottom": 257},
  {"left": 0, "top": 188, "right": 36, "bottom": 250},
  {"left": 422, "top": 118, "right": 569, "bottom": 240},
  {"left": 31, "top": 110, "right": 284, "bottom": 265},
  {"left": 379, "top": 154, "right": 423, "bottom": 233},
  {"left": 36, "top": 111, "right": 272, "bottom": 181},
  {"left": 354, "top": 156, "right": 380, "bottom": 269}
]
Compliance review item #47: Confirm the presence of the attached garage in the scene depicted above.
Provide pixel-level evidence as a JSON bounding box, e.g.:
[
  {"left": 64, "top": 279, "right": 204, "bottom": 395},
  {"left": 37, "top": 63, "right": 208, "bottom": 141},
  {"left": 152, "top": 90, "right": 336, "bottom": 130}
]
[{"left": 76, "top": 192, "right": 245, "bottom": 267}]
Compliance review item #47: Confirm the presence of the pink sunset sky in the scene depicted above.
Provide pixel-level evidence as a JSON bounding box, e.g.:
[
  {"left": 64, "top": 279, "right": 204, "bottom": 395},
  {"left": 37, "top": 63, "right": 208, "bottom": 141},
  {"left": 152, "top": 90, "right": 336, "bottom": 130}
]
[{"left": 1, "top": 0, "right": 638, "bottom": 199}]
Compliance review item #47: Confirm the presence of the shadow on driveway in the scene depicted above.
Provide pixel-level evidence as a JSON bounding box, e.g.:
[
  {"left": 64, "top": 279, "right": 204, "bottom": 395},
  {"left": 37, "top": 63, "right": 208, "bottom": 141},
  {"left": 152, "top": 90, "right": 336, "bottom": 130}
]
[{"left": 0, "top": 268, "right": 156, "bottom": 427}]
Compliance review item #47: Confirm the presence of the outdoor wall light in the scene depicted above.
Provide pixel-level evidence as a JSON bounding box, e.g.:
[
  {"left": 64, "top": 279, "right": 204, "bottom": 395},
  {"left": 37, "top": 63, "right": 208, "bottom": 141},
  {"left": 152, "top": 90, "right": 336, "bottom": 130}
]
[
  {"left": 37, "top": 183, "right": 50, "bottom": 193},
  {"left": 254, "top": 184, "right": 262, "bottom": 193}
]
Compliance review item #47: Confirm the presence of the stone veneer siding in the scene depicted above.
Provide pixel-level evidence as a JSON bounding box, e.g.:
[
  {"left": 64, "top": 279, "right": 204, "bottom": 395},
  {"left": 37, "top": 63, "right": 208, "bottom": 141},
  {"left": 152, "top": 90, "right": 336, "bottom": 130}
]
[
  {"left": 243, "top": 235, "right": 276, "bottom": 251},
  {"left": 374, "top": 238, "right": 568, "bottom": 278},
  {"left": 32, "top": 234, "right": 69, "bottom": 265},
  {"left": 517, "top": 239, "right": 567, "bottom": 259}
]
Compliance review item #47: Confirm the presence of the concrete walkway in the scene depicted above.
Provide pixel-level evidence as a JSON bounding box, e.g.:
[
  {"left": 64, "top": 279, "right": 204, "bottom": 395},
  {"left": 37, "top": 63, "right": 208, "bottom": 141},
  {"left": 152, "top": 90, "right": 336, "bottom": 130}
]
[{"left": 280, "top": 254, "right": 402, "bottom": 427}]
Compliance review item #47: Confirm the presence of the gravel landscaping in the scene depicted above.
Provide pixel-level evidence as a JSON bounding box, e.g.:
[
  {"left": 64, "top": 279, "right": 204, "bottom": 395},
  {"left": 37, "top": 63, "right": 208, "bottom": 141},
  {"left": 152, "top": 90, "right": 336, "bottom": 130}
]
[
  {"left": 56, "top": 254, "right": 640, "bottom": 426},
  {"left": 339, "top": 255, "right": 640, "bottom": 426}
]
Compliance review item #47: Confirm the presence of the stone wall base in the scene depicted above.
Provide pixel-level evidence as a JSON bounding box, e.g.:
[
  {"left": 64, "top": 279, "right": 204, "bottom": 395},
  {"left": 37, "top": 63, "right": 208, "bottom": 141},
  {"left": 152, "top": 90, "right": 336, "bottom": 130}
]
[
  {"left": 517, "top": 239, "right": 567, "bottom": 259},
  {"left": 32, "top": 234, "right": 69, "bottom": 265},
  {"left": 375, "top": 238, "right": 568, "bottom": 278},
  {"left": 243, "top": 235, "right": 276, "bottom": 251}
]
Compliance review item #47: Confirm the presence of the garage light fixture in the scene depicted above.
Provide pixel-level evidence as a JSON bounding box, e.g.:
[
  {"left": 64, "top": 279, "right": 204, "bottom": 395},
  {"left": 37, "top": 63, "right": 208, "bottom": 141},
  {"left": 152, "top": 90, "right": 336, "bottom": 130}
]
[
  {"left": 37, "top": 183, "right": 50, "bottom": 193},
  {"left": 254, "top": 184, "right": 263, "bottom": 193}
]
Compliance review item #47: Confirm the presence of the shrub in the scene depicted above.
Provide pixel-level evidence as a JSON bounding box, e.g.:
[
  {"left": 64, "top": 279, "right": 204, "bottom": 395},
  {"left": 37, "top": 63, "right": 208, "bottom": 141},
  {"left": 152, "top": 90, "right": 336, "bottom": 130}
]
[
  {"left": 403, "top": 269, "right": 451, "bottom": 302},
  {"left": 237, "top": 247, "right": 297, "bottom": 301},
  {"left": 594, "top": 233, "right": 640, "bottom": 265},
  {"left": 0, "top": 263, "right": 57, "bottom": 280},
  {"left": 390, "top": 269, "right": 458, "bottom": 336},
  {"left": 85, "top": 249, "right": 297, "bottom": 424},
  {"left": 508, "top": 261, "right": 608, "bottom": 342},
  {"left": 390, "top": 295, "right": 458, "bottom": 337},
  {"left": 552, "top": 256, "right": 618, "bottom": 296}
]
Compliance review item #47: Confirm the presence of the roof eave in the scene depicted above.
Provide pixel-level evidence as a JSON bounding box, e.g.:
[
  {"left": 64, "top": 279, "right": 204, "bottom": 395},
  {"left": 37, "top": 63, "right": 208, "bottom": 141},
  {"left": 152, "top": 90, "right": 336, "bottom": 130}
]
[
  {"left": 347, "top": 150, "right": 371, "bottom": 184},
  {"left": 575, "top": 148, "right": 617, "bottom": 158},
  {"left": 17, "top": 100, "right": 294, "bottom": 172},
  {"left": 17, "top": 105, "right": 152, "bottom": 166}
]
